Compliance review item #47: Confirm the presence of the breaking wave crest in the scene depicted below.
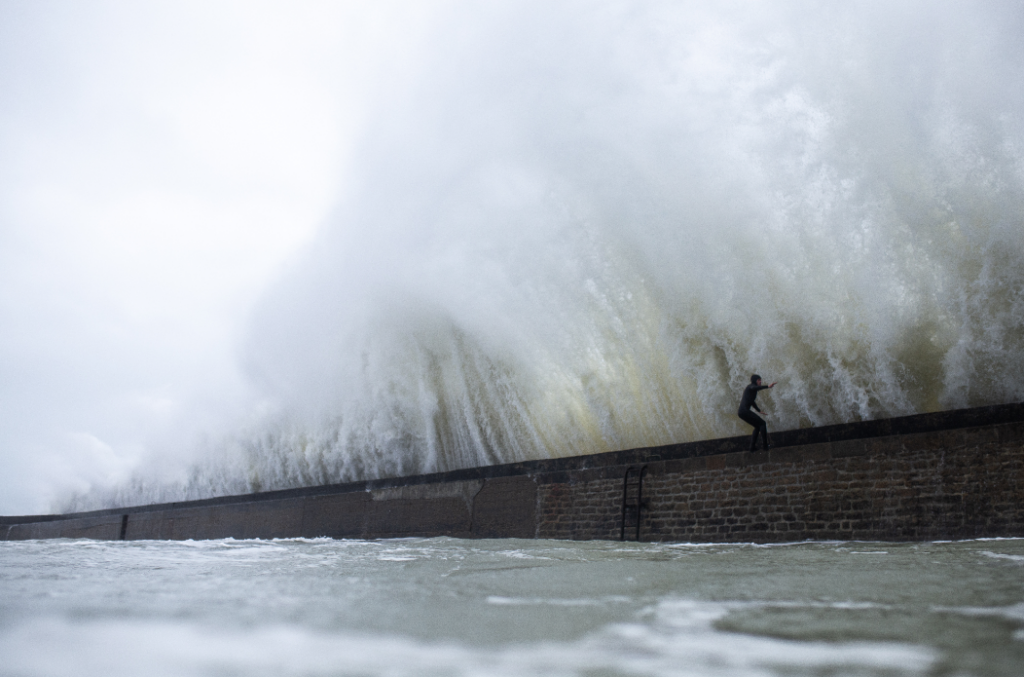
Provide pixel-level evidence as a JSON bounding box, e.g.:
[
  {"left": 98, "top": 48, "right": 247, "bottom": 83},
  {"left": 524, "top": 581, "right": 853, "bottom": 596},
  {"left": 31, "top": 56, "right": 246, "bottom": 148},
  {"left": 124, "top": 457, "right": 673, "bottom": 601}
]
[{"left": 65, "top": 1, "right": 1024, "bottom": 511}]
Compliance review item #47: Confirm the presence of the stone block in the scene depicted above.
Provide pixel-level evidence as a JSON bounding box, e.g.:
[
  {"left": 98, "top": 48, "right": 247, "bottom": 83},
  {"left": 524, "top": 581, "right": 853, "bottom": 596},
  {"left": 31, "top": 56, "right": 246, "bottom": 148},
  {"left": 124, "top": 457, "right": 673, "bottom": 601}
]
[
  {"left": 124, "top": 509, "right": 195, "bottom": 540},
  {"left": 962, "top": 425, "right": 1000, "bottom": 447},
  {"left": 997, "top": 421, "right": 1024, "bottom": 443},
  {"left": 790, "top": 443, "right": 828, "bottom": 464},
  {"left": 831, "top": 439, "right": 867, "bottom": 458},
  {"left": 5, "top": 514, "right": 124, "bottom": 540},
  {"left": 705, "top": 455, "right": 727, "bottom": 471},
  {"left": 768, "top": 447, "right": 802, "bottom": 464},
  {"left": 246, "top": 499, "right": 305, "bottom": 538},
  {"left": 301, "top": 492, "right": 372, "bottom": 538},
  {"left": 363, "top": 480, "right": 481, "bottom": 538}
]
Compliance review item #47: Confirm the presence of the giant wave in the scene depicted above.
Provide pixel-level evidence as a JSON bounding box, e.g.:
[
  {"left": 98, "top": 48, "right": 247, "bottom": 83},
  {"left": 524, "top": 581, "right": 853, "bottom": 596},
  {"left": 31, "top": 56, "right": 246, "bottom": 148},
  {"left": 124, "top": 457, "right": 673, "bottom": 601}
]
[{"left": 67, "top": 1, "right": 1024, "bottom": 511}]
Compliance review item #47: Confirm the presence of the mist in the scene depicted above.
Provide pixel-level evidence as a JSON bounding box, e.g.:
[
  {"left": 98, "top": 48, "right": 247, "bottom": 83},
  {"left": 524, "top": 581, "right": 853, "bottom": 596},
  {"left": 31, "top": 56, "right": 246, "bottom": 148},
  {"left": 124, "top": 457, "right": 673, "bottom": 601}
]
[{"left": 1, "top": 2, "right": 1021, "bottom": 514}]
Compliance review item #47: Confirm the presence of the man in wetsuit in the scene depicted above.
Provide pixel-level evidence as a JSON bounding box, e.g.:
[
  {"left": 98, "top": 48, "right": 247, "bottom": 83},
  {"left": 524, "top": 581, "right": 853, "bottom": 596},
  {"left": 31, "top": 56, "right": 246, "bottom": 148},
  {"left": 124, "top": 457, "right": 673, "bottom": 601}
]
[{"left": 738, "top": 374, "right": 776, "bottom": 451}]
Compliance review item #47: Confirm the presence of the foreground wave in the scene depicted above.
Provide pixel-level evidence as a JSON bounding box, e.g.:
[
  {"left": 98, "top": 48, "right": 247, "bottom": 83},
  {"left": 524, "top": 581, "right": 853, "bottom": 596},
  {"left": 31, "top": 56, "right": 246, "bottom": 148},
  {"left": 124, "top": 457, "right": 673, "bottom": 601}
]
[{"left": 2, "top": 537, "right": 1023, "bottom": 676}]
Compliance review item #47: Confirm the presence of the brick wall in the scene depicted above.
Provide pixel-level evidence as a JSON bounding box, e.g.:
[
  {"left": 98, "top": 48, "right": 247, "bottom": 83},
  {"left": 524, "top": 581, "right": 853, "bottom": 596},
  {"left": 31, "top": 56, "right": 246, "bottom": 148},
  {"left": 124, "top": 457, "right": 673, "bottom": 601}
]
[
  {"left": 4, "top": 404, "right": 1022, "bottom": 543},
  {"left": 532, "top": 420, "right": 1024, "bottom": 542}
]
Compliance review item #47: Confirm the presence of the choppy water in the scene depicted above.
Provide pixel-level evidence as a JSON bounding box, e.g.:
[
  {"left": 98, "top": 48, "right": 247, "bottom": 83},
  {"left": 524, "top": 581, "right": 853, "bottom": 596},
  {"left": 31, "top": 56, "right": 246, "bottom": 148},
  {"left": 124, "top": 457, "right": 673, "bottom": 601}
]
[{"left": 2, "top": 537, "right": 1022, "bottom": 677}]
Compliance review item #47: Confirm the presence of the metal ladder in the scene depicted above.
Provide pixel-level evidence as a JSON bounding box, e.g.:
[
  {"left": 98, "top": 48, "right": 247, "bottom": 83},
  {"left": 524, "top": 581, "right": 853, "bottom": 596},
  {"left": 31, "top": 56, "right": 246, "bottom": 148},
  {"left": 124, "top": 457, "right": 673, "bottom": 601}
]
[{"left": 620, "top": 465, "right": 648, "bottom": 541}]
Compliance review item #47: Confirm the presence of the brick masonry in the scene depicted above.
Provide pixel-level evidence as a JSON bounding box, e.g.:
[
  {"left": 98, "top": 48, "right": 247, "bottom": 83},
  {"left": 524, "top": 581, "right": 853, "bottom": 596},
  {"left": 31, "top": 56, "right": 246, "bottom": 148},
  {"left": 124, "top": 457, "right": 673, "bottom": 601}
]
[
  {"left": 535, "top": 421, "right": 1024, "bottom": 542},
  {"left": 3, "top": 403, "right": 1022, "bottom": 543}
]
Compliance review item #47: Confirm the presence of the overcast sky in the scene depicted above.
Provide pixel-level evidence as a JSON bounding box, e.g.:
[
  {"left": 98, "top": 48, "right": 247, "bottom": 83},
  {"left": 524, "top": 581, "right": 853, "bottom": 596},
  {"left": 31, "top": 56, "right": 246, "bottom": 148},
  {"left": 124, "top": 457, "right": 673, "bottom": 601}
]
[{"left": 0, "top": 1, "right": 406, "bottom": 513}]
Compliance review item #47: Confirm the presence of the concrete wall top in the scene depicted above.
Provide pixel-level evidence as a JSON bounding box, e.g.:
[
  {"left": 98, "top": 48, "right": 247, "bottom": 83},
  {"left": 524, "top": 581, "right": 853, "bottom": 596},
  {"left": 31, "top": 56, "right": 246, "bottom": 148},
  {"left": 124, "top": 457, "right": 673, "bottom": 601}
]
[{"left": 3, "top": 401, "right": 1022, "bottom": 527}]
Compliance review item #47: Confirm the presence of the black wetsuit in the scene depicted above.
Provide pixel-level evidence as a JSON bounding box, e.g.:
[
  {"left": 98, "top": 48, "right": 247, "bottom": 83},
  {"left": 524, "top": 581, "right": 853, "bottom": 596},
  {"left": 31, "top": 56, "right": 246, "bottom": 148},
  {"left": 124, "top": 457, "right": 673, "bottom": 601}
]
[{"left": 738, "top": 384, "right": 770, "bottom": 450}]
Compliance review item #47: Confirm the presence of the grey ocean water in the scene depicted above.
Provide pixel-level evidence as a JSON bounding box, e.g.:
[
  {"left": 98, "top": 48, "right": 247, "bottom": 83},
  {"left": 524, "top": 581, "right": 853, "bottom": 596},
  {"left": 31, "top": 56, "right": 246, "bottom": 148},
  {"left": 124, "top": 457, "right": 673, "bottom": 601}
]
[{"left": 2, "top": 537, "right": 1022, "bottom": 676}]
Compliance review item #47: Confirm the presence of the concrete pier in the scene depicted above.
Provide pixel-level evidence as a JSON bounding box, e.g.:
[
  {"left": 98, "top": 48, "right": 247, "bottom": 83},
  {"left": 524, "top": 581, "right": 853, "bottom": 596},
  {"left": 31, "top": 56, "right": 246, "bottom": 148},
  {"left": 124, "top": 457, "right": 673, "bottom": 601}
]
[{"left": 3, "top": 402, "right": 1022, "bottom": 543}]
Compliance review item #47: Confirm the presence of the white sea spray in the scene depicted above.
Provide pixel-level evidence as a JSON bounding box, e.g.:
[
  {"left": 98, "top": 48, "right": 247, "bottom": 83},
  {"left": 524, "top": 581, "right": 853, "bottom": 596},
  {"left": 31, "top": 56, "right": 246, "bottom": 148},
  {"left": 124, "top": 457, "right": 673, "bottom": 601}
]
[{"left": 64, "top": 1, "right": 1024, "bottom": 511}]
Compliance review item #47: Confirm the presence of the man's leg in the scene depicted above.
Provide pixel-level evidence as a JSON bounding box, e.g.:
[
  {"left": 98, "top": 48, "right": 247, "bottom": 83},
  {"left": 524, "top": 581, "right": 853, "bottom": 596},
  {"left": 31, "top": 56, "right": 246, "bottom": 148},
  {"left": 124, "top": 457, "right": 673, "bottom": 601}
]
[{"left": 738, "top": 410, "right": 762, "bottom": 451}]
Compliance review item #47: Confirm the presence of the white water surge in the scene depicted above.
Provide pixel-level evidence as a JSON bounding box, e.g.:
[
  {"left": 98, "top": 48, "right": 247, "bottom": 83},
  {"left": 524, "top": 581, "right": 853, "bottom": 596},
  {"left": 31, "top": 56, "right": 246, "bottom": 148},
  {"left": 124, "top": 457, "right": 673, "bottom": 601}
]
[
  {"left": 67, "top": 1, "right": 1024, "bottom": 510},
  {"left": 2, "top": 538, "right": 1023, "bottom": 677}
]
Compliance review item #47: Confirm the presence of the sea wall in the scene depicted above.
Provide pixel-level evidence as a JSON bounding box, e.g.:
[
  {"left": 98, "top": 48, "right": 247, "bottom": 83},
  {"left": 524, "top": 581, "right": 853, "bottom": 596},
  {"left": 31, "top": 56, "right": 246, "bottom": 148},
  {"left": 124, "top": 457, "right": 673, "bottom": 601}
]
[{"left": 3, "top": 403, "right": 1023, "bottom": 543}]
